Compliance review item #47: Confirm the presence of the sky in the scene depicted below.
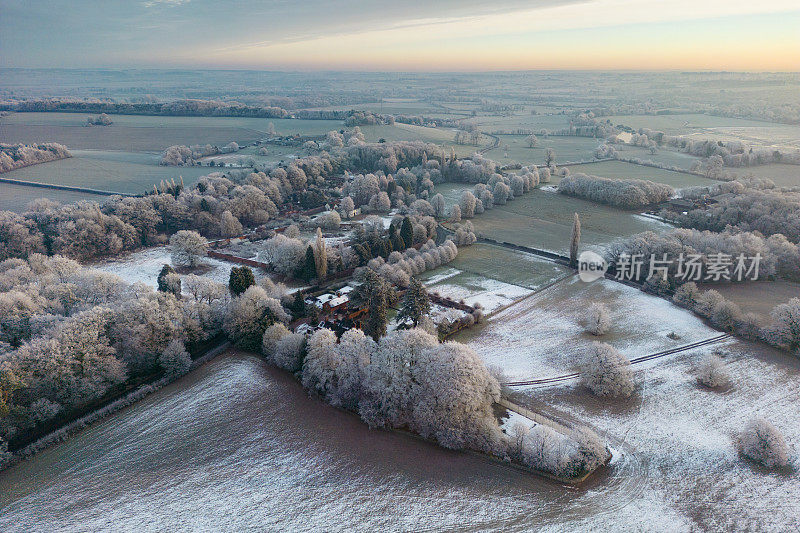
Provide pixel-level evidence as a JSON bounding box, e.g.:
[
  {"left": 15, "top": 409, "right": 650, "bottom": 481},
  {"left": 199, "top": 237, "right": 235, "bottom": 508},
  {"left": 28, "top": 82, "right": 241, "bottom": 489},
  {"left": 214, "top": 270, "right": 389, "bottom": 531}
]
[{"left": 1, "top": 0, "right": 799, "bottom": 71}]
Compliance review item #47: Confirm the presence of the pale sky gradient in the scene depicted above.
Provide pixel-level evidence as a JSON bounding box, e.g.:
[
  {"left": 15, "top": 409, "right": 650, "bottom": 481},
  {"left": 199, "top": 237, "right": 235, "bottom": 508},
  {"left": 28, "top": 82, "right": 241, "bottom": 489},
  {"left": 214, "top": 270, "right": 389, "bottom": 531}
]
[{"left": 1, "top": 0, "right": 798, "bottom": 70}]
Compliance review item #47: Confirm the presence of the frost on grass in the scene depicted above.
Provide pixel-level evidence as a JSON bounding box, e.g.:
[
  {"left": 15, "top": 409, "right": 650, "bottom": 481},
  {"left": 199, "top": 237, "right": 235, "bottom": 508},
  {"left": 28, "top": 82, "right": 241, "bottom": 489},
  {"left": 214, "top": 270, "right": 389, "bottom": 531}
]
[
  {"left": 581, "top": 342, "right": 635, "bottom": 398},
  {"left": 738, "top": 418, "right": 789, "bottom": 468}
]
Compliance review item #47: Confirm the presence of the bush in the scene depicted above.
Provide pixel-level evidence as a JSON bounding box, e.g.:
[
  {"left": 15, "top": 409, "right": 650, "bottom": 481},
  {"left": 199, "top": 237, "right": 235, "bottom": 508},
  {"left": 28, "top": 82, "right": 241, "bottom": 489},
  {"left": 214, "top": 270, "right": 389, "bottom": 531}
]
[
  {"left": 170, "top": 230, "right": 208, "bottom": 268},
  {"left": 583, "top": 303, "right": 611, "bottom": 336},
  {"left": 739, "top": 418, "right": 789, "bottom": 468},
  {"left": 581, "top": 342, "right": 635, "bottom": 398},
  {"left": 695, "top": 354, "right": 731, "bottom": 389}
]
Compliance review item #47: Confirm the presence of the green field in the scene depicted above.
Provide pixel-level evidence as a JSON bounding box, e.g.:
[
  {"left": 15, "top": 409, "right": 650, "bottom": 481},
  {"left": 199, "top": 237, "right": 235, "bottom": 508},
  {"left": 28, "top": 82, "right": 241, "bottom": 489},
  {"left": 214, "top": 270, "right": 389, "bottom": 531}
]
[
  {"left": 0, "top": 151, "right": 212, "bottom": 194},
  {"left": 0, "top": 112, "right": 341, "bottom": 135},
  {"left": 697, "top": 281, "right": 800, "bottom": 326},
  {"left": 564, "top": 160, "right": 712, "bottom": 188},
  {"left": 613, "top": 144, "right": 701, "bottom": 170},
  {"left": 468, "top": 189, "right": 672, "bottom": 254},
  {"left": 438, "top": 243, "right": 571, "bottom": 289},
  {"left": 603, "top": 113, "right": 779, "bottom": 134},
  {"left": 482, "top": 135, "right": 602, "bottom": 166},
  {"left": 0, "top": 181, "right": 106, "bottom": 212},
  {"left": 0, "top": 113, "right": 342, "bottom": 152},
  {"left": 730, "top": 163, "right": 800, "bottom": 187},
  {"left": 359, "top": 123, "right": 490, "bottom": 156},
  {"left": 471, "top": 113, "right": 572, "bottom": 132}
]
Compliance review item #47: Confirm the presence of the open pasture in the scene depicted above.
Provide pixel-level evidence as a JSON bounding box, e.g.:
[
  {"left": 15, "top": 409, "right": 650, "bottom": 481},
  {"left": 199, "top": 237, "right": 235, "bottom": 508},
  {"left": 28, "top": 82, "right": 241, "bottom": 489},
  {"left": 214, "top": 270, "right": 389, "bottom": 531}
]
[
  {"left": 360, "top": 123, "right": 490, "bottom": 156},
  {"left": 731, "top": 163, "right": 800, "bottom": 187},
  {"left": 0, "top": 113, "right": 341, "bottom": 152},
  {"left": 483, "top": 135, "right": 602, "bottom": 166},
  {"left": 423, "top": 243, "right": 571, "bottom": 291},
  {"left": 0, "top": 181, "right": 105, "bottom": 212},
  {"left": 604, "top": 113, "right": 780, "bottom": 134},
  {"left": 613, "top": 144, "right": 702, "bottom": 170},
  {"left": 0, "top": 150, "right": 212, "bottom": 194},
  {"left": 432, "top": 182, "right": 475, "bottom": 209},
  {"left": 564, "top": 160, "right": 711, "bottom": 189},
  {"left": 469, "top": 189, "right": 672, "bottom": 255},
  {"left": 472, "top": 113, "right": 573, "bottom": 133},
  {"left": 697, "top": 281, "right": 800, "bottom": 326},
  {"left": 422, "top": 270, "right": 533, "bottom": 314}
]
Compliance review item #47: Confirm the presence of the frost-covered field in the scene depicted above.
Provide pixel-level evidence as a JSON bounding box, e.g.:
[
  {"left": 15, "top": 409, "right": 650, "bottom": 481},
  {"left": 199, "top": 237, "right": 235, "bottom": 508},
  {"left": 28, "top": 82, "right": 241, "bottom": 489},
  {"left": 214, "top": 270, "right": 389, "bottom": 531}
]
[
  {"left": 465, "top": 276, "right": 718, "bottom": 380},
  {"left": 517, "top": 338, "right": 800, "bottom": 531},
  {"left": 463, "top": 271, "right": 800, "bottom": 529},
  {"left": 425, "top": 271, "right": 533, "bottom": 313},
  {"left": 92, "top": 246, "right": 251, "bottom": 288}
]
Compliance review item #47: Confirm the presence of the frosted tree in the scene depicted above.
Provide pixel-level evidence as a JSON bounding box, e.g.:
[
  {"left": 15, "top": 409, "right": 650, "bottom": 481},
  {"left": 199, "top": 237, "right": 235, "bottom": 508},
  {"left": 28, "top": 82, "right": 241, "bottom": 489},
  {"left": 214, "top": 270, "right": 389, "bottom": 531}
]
[
  {"left": 449, "top": 204, "right": 462, "bottom": 223},
  {"left": 159, "top": 339, "right": 192, "bottom": 377},
  {"left": 583, "top": 303, "right": 610, "bottom": 336},
  {"left": 339, "top": 196, "right": 356, "bottom": 219},
  {"left": 272, "top": 332, "right": 306, "bottom": 373},
  {"left": 301, "top": 327, "right": 341, "bottom": 398},
  {"left": 570, "top": 213, "right": 581, "bottom": 268},
  {"left": 223, "top": 286, "right": 288, "bottom": 351},
  {"left": 430, "top": 193, "right": 447, "bottom": 219},
  {"left": 219, "top": 210, "right": 243, "bottom": 238},
  {"left": 526, "top": 134, "right": 539, "bottom": 148},
  {"left": 460, "top": 191, "right": 477, "bottom": 218},
  {"left": 581, "top": 342, "right": 634, "bottom": 398},
  {"left": 262, "top": 322, "right": 290, "bottom": 356},
  {"left": 767, "top": 298, "right": 800, "bottom": 352},
  {"left": 545, "top": 148, "right": 556, "bottom": 167},
  {"left": 313, "top": 228, "right": 328, "bottom": 280},
  {"left": 170, "top": 230, "right": 208, "bottom": 268}
]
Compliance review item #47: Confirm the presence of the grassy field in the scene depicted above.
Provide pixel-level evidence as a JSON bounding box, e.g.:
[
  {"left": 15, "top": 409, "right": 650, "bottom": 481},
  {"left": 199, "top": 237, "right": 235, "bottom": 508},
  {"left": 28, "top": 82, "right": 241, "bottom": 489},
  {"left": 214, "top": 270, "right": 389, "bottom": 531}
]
[
  {"left": 0, "top": 112, "right": 341, "bottom": 135},
  {"left": 471, "top": 113, "right": 572, "bottom": 132},
  {"left": 613, "top": 144, "right": 701, "bottom": 170},
  {"left": 605, "top": 113, "right": 800, "bottom": 150},
  {"left": 730, "top": 163, "right": 800, "bottom": 187},
  {"left": 0, "top": 181, "right": 106, "bottom": 212},
  {"left": 423, "top": 243, "right": 571, "bottom": 290},
  {"left": 0, "top": 113, "right": 342, "bottom": 152},
  {"left": 697, "top": 281, "right": 800, "bottom": 326},
  {"left": 483, "top": 135, "right": 602, "bottom": 166},
  {"left": 603, "top": 113, "right": 781, "bottom": 134},
  {"left": 468, "top": 189, "right": 672, "bottom": 254},
  {"left": 564, "top": 160, "right": 712, "bottom": 188},
  {"left": 432, "top": 182, "right": 474, "bottom": 208},
  {"left": 359, "top": 123, "right": 490, "bottom": 157},
  {"left": 0, "top": 151, "right": 212, "bottom": 194}
]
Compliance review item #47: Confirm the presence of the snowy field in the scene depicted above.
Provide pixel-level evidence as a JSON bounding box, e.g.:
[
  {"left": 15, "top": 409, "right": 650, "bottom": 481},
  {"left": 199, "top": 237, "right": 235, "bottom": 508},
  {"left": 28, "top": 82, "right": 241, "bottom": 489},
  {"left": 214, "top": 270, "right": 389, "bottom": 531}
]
[
  {"left": 465, "top": 276, "right": 718, "bottom": 380},
  {"left": 518, "top": 338, "right": 800, "bottom": 531},
  {"left": 92, "top": 246, "right": 259, "bottom": 288},
  {"left": 425, "top": 271, "right": 533, "bottom": 313}
]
